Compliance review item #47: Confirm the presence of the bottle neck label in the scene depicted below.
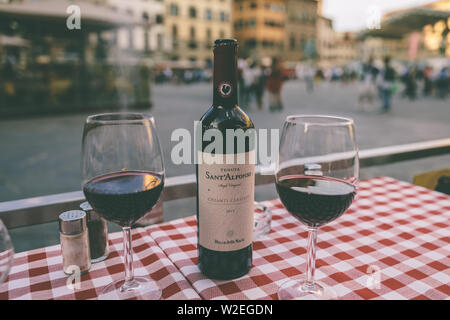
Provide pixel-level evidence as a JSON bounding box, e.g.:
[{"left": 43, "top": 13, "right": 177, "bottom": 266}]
[{"left": 213, "top": 46, "right": 238, "bottom": 107}]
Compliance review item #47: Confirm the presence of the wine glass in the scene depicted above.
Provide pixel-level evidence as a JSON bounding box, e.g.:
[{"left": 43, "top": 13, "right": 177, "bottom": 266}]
[
  {"left": 275, "top": 115, "right": 359, "bottom": 300},
  {"left": 0, "top": 219, "right": 14, "bottom": 286},
  {"left": 82, "top": 113, "right": 164, "bottom": 300}
]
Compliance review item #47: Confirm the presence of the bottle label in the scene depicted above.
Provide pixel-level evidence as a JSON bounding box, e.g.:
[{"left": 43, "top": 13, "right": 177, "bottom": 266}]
[{"left": 198, "top": 151, "right": 255, "bottom": 251}]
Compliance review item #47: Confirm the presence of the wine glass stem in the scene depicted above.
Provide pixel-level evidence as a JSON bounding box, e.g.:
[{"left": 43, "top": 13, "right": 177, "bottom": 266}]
[
  {"left": 123, "top": 227, "right": 135, "bottom": 286},
  {"left": 305, "top": 227, "right": 318, "bottom": 289}
]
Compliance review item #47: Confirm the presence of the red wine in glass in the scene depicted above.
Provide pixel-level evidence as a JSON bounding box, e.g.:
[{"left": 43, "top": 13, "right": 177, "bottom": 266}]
[
  {"left": 83, "top": 171, "right": 164, "bottom": 227},
  {"left": 81, "top": 112, "right": 165, "bottom": 300},
  {"left": 275, "top": 115, "right": 359, "bottom": 300},
  {"left": 276, "top": 175, "right": 356, "bottom": 228}
]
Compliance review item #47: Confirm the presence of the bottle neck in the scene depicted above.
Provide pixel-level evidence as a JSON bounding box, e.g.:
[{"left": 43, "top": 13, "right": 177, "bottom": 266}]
[{"left": 212, "top": 45, "right": 238, "bottom": 108}]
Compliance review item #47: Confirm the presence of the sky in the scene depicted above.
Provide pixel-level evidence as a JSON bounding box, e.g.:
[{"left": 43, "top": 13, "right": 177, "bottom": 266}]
[{"left": 322, "top": 0, "right": 439, "bottom": 32}]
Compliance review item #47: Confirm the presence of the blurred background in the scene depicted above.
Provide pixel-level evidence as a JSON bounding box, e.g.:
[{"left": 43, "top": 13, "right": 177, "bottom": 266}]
[{"left": 0, "top": 0, "right": 449, "bottom": 250}]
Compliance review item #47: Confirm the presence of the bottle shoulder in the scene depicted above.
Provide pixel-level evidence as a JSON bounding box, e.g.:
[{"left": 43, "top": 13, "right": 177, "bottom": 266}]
[{"left": 200, "top": 105, "right": 254, "bottom": 130}]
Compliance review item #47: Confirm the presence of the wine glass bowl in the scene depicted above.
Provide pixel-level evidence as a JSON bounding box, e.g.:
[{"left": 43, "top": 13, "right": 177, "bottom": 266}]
[
  {"left": 276, "top": 115, "right": 359, "bottom": 300},
  {"left": 81, "top": 113, "right": 164, "bottom": 300},
  {"left": 0, "top": 219, "right": 14, "bottom": 286}
]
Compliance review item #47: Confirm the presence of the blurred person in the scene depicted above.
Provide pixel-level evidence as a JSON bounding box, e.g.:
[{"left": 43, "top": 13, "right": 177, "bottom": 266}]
[
  {"left": 357, "top": 57, "right": 378, "bottom": 112},
  {"left": 155, "top": 64, "right": 166, "bottom": 83},
  {"left": 423, "top": 66, "right": 433, "bottom": 97},
  {"left": 350, "top": 69, "right": 358, "bottom": 82},
  {"left": 172, "top": 71, "right": 181, "bottom": 85},
  {"left": 183, "top": 70, "right": 193, "bottom": 84},
  {"left": 251, "top": 62, "right": 266, "bottom": 110},
  {"left": 416, "top": 67, "right": 424, "bottom": 94},
  {"left": 324, "top": 68, "right": 332, "bottom": 82},
  {"left": 2, "top": 55, "right": 17, "bottom": 105},
  {"left": 305, "top": 64, "right": 315, "bottom": 93},
  {"left": 295, "top": 63, "right": 304, "bottom": 80},
  {"left": 315, "top": 68, "right": 325, "bottom": 87},
  {"left": 378, "top": 56, "right": 396, "bottom": 113},
  {"left": 238, "top": 58, "right": 251, "bottom": 108},
  {"left": 436, "top": 67, "right": 449, "bottom": 99},
  {"left": 163, "top": 66, "right": 173, "bottom": 82},
  {"left": 203, "top": 68, "right": 213, "bottom": 82},
  {"left": 404, "top": 67, "right": 418, "bottom": 100},
  {"left": 266, "top": 57, "right": 287, "bottom": 112},
  {"left": 331, "top": 66, "right": 342, "bottom": 82},
  {"left": 242, "top": 61, "right": 255, "bottom": 108},
  {"left": 341, "top": 67, "right": 350, "bottom": 83}
]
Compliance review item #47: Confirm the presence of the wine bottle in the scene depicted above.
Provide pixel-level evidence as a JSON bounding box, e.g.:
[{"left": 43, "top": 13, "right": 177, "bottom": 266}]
[{"left": 196, "top": 39, "right": 255, "bottom": 280}]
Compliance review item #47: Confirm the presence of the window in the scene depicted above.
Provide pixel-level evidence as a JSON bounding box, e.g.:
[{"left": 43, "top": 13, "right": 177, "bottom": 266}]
[
  {"left": 172, "top": 24, "right": 178, "bottom": 48},
  {"left": 300, "top": 12, "right": 307, "bottom": 22},
  {"left": 172, "top": 25, "right": 178, "bottom": 38},
  {"left": 250, "top": 2, "right": 257, "bottom": 9},
  {"left": 290, "top": 35, "right": 295, "bottom": 50},
  {"left": 189, "top": 7, "right": 197, "bottom": 18},
  {"left": 267, "top": 4, "right": 284, "bottom": 12},
  {"left": 188, "top": 27, "right": 197, "bottom": 49},
  {"left": 264, "top": 20, "right": 283, "bottom": 28},
  {"left": 234, "top": 19, "right": 243, "bottom": 30},
  {"left": 300, "top": 38, "right": 306, "bottom": 50},
  {"left": 128, "top": 28, "right": 134, "bottom": 49},
  {"left": 156, "top": 14, "right": 164, "bottom": 24},
  {"left": 219, "top": 30, "right": 225, "bottom": 38},
  {"left": 248, "top": 19, "right": 256, "bottom": 27},
  {"left": 219, "top": 11, "right": 228, "bottom": 22},
  {"left": 262, "top": 41, "right": 275, "bottom": 48},
  {"left": 205, "top": 9, "right": 212, "bottom": 20},
  {"left": 245, "top": 38, "right": 257, "bottom": 48},
  {"left": 144, "top": 29, "right": 150, "bottom": 52},
  {"left": 206, "top": 28, "right": 212, "bottom": 48},
  {"left": 170, "top": 4, "right": 178, "bottom": 16}
]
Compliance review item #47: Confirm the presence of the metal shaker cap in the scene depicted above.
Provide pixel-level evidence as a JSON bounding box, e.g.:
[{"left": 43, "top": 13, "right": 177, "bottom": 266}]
[
  {"left": 80, "top": 201, "right": 103, "bottom": 222},
  {"left": 79, "top": 201, "right": 92, "bottom": 212},
  {"left": 59, "top": 210, "right": 87, "bottom": 235}
]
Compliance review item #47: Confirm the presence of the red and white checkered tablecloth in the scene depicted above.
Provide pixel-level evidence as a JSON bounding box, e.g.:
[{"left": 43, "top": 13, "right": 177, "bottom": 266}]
[
  {"left": 147, "top": 177, "right": 450, "bottom": 300},
  {"left": 0, "top": 228, "right": 200, "bottom": 300},
  {"left": 0, "top": 177, "right": 448, "bottom": 300}
]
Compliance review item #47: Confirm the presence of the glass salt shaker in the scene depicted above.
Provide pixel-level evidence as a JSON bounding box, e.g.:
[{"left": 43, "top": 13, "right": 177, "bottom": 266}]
[
  {"left": 80, "top": 202, "right": 109, "bottom": 263},
  {"left": 59, "top": 210, "right": 91, "bottom": 275},
  {"left": 253, "top": 202, "right": 272, "bottom": 240}
]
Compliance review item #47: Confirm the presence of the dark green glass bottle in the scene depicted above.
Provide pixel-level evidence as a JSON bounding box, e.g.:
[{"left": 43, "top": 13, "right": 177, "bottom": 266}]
[{"left": 196, "top": 39, "right": 254, "bottom": 280}]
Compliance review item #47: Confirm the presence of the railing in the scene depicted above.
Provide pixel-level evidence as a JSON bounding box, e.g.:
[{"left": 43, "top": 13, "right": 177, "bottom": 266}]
[{"left": 1, "top": 138, "right": 449, "bottom": 229}]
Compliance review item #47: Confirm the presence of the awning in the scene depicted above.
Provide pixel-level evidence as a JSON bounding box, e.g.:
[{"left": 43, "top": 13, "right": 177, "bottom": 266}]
[
  {"left": 359, "top": 8, "right": 450, "bottom": 39},
  {"left": 0, "top": 0, "right": 135, "bottom": 30}
]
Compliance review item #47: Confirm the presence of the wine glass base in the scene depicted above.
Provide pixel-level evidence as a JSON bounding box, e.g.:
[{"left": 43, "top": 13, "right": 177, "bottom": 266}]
[
  {"left": 278, "top": 279, "right": 338, "bottom": 300},
  {"left": 98, "top": 277, "right": 162, "bottom": 300}
]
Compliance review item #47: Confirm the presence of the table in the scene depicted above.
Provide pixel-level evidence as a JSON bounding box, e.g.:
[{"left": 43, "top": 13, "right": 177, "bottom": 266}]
[
  {"left": 1, "top": 177, "right": 449, "bottom": 300},
  {"left": 0, "top": 229, "right": 200, "bottom": 300}
]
